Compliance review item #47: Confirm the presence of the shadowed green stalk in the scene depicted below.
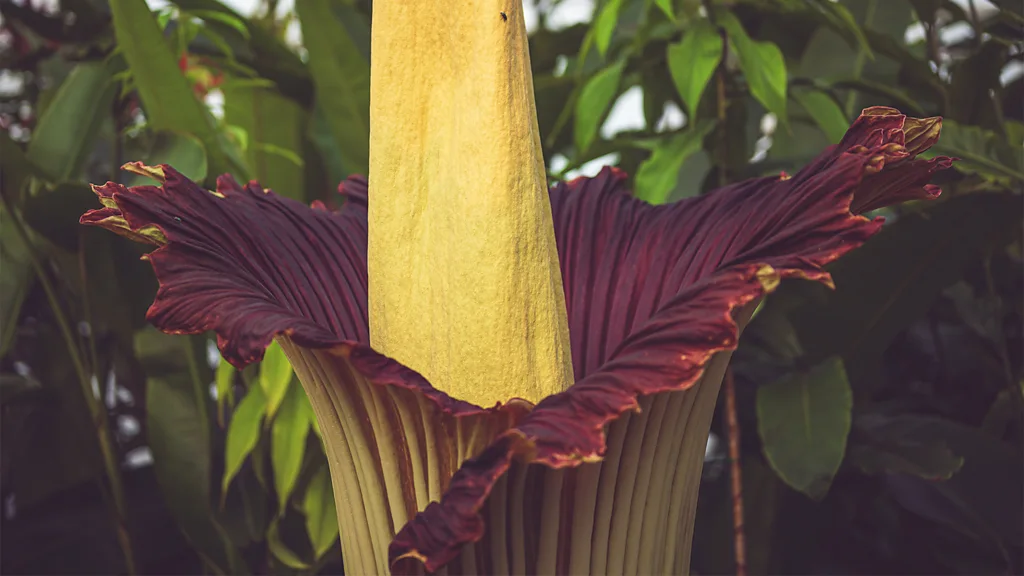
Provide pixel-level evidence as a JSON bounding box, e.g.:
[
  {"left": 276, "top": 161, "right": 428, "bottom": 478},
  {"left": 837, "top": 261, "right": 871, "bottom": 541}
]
[{"left": 1, "top": 194, "right": 136, "bottom": 574}]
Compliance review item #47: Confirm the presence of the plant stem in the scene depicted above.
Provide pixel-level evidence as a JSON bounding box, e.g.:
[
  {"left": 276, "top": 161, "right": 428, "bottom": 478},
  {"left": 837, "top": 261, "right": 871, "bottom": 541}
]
[
  {"left": 724, "top": 367, "right": 747, "bottom": 576},
  {"left": 705, "top": 0, "right": 729, "bottom": 187},
  {"left": 845, "top": 0, "right": 877, "bottom": 118},
  {"left": 0, "top": 197, "right": 136, "bottom": 574}
]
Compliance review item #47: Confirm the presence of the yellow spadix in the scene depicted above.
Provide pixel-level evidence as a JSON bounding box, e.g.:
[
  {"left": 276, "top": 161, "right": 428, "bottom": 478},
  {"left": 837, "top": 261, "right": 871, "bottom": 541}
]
[{"left": 367, "top": 1, "right": 574, "bottom": 406}]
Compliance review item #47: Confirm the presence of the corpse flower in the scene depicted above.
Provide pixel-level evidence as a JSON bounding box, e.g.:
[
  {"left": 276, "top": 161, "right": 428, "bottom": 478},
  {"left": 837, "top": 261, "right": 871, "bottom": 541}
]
[{"left": 82, "top": 3, "right": 951, "bottom": 574}]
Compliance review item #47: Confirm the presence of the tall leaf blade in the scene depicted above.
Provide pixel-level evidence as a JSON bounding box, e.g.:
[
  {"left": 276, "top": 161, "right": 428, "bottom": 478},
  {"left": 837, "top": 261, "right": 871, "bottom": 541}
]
[
  {"left": 666, "top": 19, "right": 722, "bottom": 117},
  {"left": 270, "top": 380, "right": 310, "bottom": 511},
  {"left": 718, "top": 12, "right": 788, "bottom": 125},
  {"left": 259, "top": 340, "right": 294, "bottom": 420},
  {"left": 222, "top": 84, "right": 306, "bottom": 200},
  {"left": 296, "top": 0, "right": 370, "bottom": 176},
  {"left": 137, "top": 329, "right": 247, "bottom": 574},
  {"left": 26, "top": 59, "right": 120, "bottom": 181},
  {"left": 594, "top": 0, "right": 624, "bottom": 56},
  {"left": 574, "top": 60, "right": 625, "bottom": 154},
  {"left": 634, "top": 119, "right": 716, "bottom": 204},
  {"left": 302, "top": 466, "right": 339, "bottom": 559},
  {"left": 757, "top": 356, "right": 852, "bottom": 500},
  {"left": 222, "top": 384, "right": 266, "bottom": 497},
  {"left": 109, "top": 0, "right": 246, "bottom": 178},
  {"left": 792, "top": 87, "right": 849, "bottom": 143}
]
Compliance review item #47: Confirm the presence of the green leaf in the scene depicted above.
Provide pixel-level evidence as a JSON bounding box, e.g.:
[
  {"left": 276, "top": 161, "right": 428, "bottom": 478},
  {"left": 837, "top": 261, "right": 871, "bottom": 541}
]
[
  {"left": 848, "top": 413, "right": 964, "bottom": 480},
  {"left": 296, "top": 0, "right": 370, "bottom": 176},
  {"left": 863, "top": 414, "right": 1022, "bottom": 546},
  {"left": 594, "top": 0, "right": 624, "bottom": 56},
  {"left": 221, "top": 383, "right": 266, "bottom": 498},
  {"left": 718, "top": 12, "right": 788, "bottom": 125},
  {"left": 109, "top": 0, "right": 246, "bottom": 179},
  {"left": 0, "top": 210, "right": 33, "bottom": 357},
  {"left": 926, "top": 121, "right": 1024, "bottom": 185},
  {"left": 127, "top": 131, "right": 209, "bottom": 187},
  {"left": 259, "top": 340, "right": 294, "bottom": 420},
  {"left": 666, "top": 19, "right": 722, "bottom": 117},
  {"left": 267, "top": 520, "right": 311, "bottom": 569},
  {"left": 139, "top": 329, "right": 247, "bottom": 574},
  {"left": 271, "top": 380, "right": 310, "bottom": 511},
  {"left": 222, "top": 85, "right": 306, "bottom": 200},
  {"left": 757, "top": 356, "right": 852, "bottom": 500},
  {"left": 634, "top": 119, "right": 716, "bottom": 204},
  {"left": 575, "top": 60, "right": 625, "bottom": 154},
  {"left": 744, "top": 193, "right": 1023, "bottom": 405},
  {"left": 804, "top": 0, "right": 873, "bottom": 57},
  {"left": 791, "top": 87, "right": 848, "bottom": 143},
  {"left": 20, "top": 183, "right": 97, "bottom": 251},
  {"left": 302, "top": 466, "right": 339, "bottom": 559},
  {"left": 1, "top": 131, "right": 46, "bottom": 199},
  {"left": 26, "top": 60, "right": 120, "bottom": 182},
  {"left": 215, "top": 356, "right": 235, "bottom": 427},
  {"left": 187, "top": 9, "right": 250, "bottom": 39},
  {"left": 828, "top": 78, "right": 926, "bottom": 116},
  {"left": 654, "top": 0, "right": 676, "bottom": 21}
]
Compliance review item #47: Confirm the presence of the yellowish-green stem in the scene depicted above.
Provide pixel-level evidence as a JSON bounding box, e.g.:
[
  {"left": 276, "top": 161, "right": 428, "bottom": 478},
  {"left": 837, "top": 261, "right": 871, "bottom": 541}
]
[{"left": 367, "top": 0, "right": 574, "bottom": 407}]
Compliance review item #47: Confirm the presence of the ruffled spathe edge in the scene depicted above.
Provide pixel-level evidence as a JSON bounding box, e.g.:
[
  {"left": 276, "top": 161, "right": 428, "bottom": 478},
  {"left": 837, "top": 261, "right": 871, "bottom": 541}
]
[{"left": 81, "top": 163, "right": 525, "bottom": 422}]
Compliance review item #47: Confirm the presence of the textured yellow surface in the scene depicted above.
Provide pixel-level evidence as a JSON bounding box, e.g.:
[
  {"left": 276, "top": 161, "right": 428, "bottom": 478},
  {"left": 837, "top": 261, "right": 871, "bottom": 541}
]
[{"left": 367, "top": 0, "right": 574, "bottom": 406}]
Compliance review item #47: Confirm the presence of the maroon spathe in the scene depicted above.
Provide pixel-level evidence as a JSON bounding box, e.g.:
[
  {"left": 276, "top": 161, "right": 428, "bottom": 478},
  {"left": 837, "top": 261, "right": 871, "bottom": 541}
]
[{"left": 82, "top": 107, "right": 952, "bottom": 573}]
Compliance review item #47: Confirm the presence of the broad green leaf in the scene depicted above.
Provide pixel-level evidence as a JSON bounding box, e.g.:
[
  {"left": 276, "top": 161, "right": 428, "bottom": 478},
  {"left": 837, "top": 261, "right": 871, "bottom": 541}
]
[
  {"left": 109, "top": 0, "right": 246, "bottom": 178},
  {"left": 0, "top": 210, "right": 32, "bottom": 357},
  {"left": 634, "top": 119, "right": 716, "bottom": 204},
  {"left": 221, "top": 383, "right": 266, "bottom": 498},
  {"left": 1, "top": 131, "right": 45, "bottom": 200},
  {"left": 187, "top": 9, "right": 250, "bottom": 39},
  {"left": 215, "top": 356, "right": 235, "bottom": 427},
  {"left": 848, "top": 412, "right": 964, "bottom": 480},
  {"left": 21, "top": 183, "right": 97, "bottom": 251},
  {"left": 26, "top": 59, "right": 119, "bottom": 182},
  {"left": 718, "top": 12, "right": 788, "bottom": 125},
  {"left": 798, "top": 0, "right": 917, "bottom": 117},
  {"left": 866, "top": 414, "right": 1022, "bottom": 546},
  {"left": 296, "top": 0, "right": 370, "bottom": 176},
  {"left": 791, "top": 87, "right": 848, "bottom": 143},
  {"left": 666, "top": 19, "right": 722, "bottom": 118},
  {"left": 126, "top": 131, "right": 209, "bottom": 187},
  {"left": 926, "top": 121, "right": 1024, "bottom": 185},
  {"left": 654, "top": 0, "right": 676, "bottom": 21},
  {"left": 259, "top": 340, "right": 294, "bottom": 420},
  {"left": 594, "top": 0, "right": 624, "bottom": 56},
  {"left": 828, "top": 78, "right": 925, "bottom": 116},
  {"left": 267, "top": 520, "right": 311, "bottom": 569},
  {"left": 743, "top": 194, "right": 1022, "bottom": 408},
  {"left": 139, "top": 329, "right": 247, "bottom": 574},
  {"left": 574, "top": 60, "right": 625, "bottom": 154},
  {"left": 805, "top": 0, "right": 872, "bottom": 57},
  {"left": 271, "top": 380, "right": 310, "bottom": 511},
  {"left": 303, "top": 466, "right": 339, "bottom": 559},
  {"left": 757, "top": 356, "right": 852, "bottom": 500},
  {"left": 222, "top": 84, "right": 306, "bottom": 200},
  {"left": 308, "top": 103, "right": 349, "bottom": 191}
]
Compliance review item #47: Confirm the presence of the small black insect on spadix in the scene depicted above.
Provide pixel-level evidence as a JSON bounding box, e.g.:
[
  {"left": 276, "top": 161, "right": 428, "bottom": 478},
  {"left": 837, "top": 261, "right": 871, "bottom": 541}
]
[{"left": 500, "top": 11, "right": 507, "bottom": 21}]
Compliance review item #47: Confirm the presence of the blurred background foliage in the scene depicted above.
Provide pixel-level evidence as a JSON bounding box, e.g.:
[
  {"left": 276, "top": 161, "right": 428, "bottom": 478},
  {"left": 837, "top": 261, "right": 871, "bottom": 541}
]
[{"left": 0, "top": 0, "right": 1020, "bottom": 573}]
